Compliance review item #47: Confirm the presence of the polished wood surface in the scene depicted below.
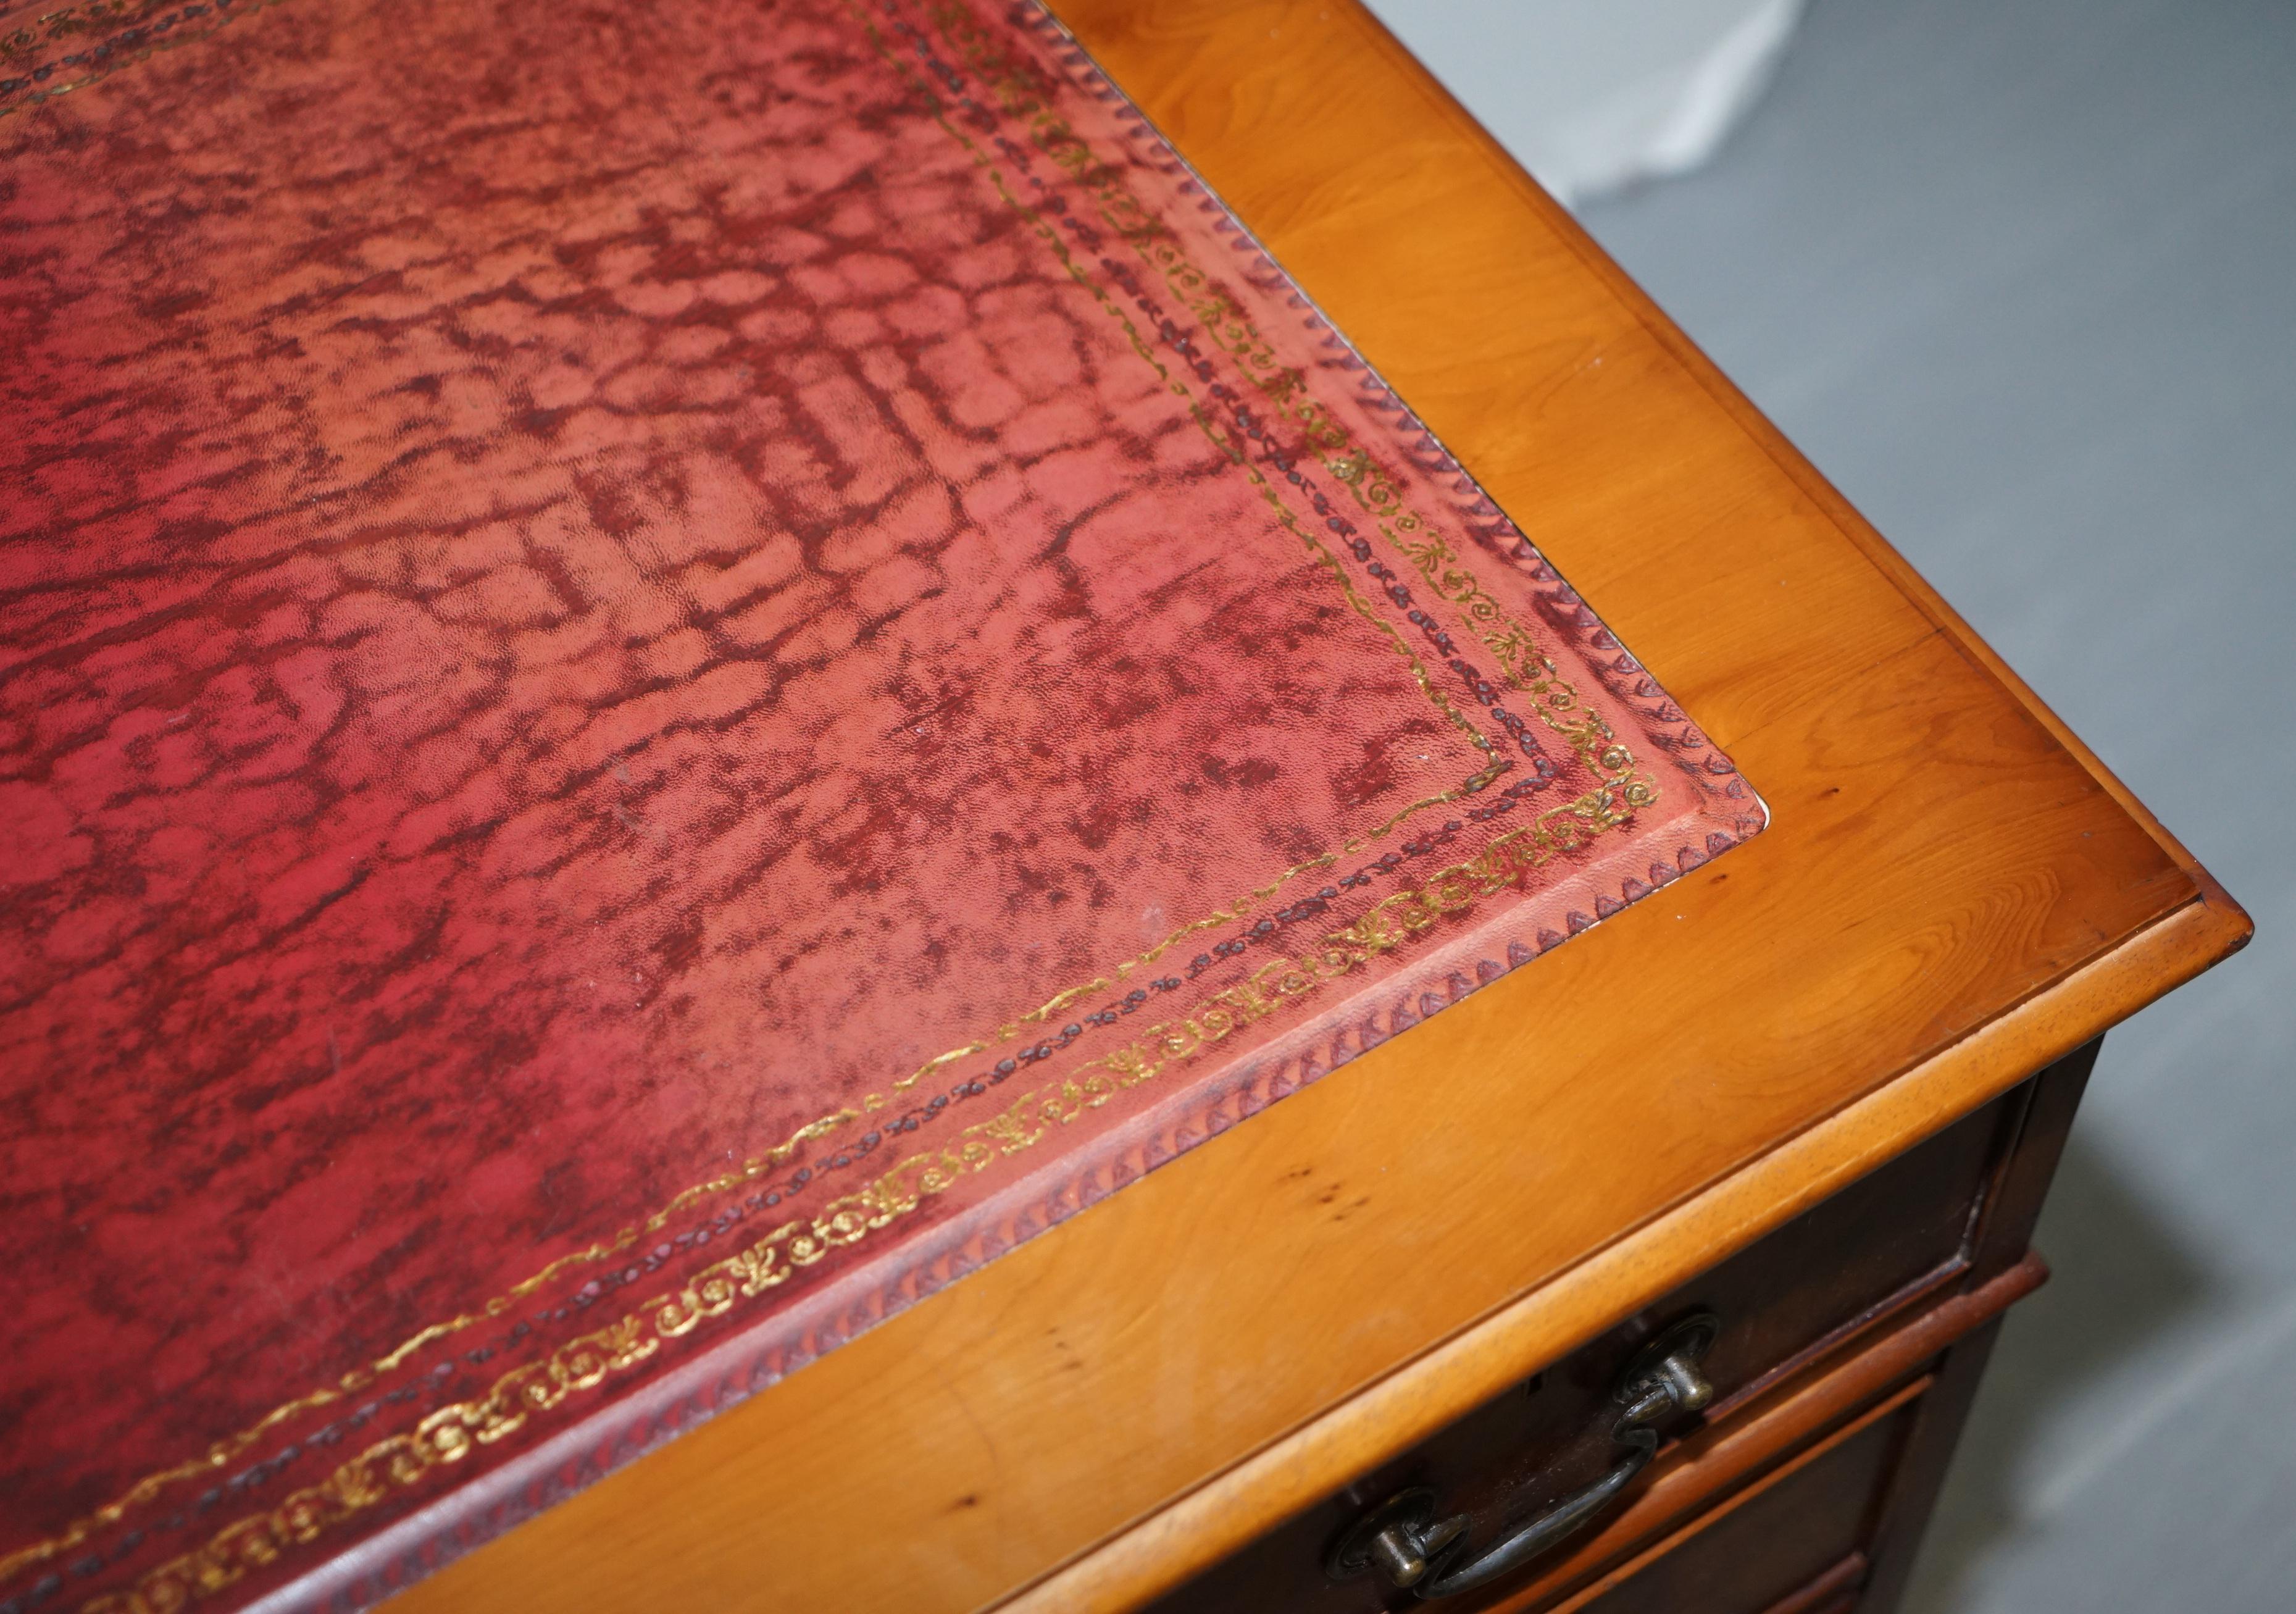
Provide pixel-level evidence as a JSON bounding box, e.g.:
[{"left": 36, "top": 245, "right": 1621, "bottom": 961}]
[
  {"left": 386, "top": 2, "right": 2249, "bottom": 1610},
  {"left": 1856, "top": 1315, "right": 2010, "bottom": 1614},
  {"left": 1146, "top": 1088, "right": 2020, "bottom": 1612},
  {"left": 1167, "top": 1252, "right": 2047, "bottom": 1614},
  {"left": 1539, "top": 1386, "right": 1917, "bottom": 1614},
  {"left": 1147, "top": 1047, "right": 2092, "bottom": 1612}
]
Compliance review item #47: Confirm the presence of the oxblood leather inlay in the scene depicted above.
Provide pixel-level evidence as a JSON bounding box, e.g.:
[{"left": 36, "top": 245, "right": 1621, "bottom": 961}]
[{"left": 0, "top": 1, "right": 1763, "bottom": 1608}]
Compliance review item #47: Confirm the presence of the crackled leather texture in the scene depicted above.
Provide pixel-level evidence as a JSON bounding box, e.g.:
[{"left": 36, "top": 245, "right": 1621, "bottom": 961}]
[{"left": 0, "top": 1, "right": 1762, "bottom": 1608}]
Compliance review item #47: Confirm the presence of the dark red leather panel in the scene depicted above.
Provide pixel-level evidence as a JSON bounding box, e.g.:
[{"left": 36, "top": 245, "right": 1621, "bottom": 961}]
[{"left": 0, "top": 1, "right": 1760, "bottom": 1608}]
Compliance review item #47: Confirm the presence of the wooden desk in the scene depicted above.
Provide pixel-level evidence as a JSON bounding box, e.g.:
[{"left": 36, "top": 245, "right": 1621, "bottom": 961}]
[{"left": 385, "top": 2, "right": 2249, "bottom": 1609}]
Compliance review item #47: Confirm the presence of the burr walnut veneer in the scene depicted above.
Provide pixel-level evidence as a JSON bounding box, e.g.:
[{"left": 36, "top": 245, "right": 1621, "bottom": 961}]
[{"left": 0, "top": 0, "right": 2248, "bottom": 1610}]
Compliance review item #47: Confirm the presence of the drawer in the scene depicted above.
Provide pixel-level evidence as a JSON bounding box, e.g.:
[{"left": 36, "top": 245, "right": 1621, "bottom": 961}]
[
  {"left": 1548, "top": 1387, "right": 1915, "bottom": 1614},
  {"left": 1146, "top": 1085, "right": 2022, "bottom": 1613}
]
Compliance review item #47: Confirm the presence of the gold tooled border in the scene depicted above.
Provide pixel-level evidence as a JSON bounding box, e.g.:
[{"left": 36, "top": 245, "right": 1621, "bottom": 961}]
[
  {"left": 937, "top": 0, "right": 1652, "bottom": 794},
  {"left": 80, "top": 790, "right": 1658, "bottom": 1614},
  {"left": 0, "top": 0, "right": 293, "bottom": 123}
]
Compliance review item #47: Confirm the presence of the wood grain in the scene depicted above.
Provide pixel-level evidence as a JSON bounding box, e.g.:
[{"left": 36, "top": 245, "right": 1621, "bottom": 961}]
[
  {"left": 1142, "top": 1089, "right": 2014, "bottom": 1612},
  {"left": 1858, "top": 1317, "right": 2010, "bottom": 1614},
  {"left": 1534, "top": 1382, "right": 1921, "bottom": 1614},
  {"left": 381, "top": 2, "right": 2250, "bottom": 1610}
]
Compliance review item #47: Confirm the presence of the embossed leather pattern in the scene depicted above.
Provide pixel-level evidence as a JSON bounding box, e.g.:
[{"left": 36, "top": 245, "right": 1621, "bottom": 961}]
[{"left": 0, "top": 1, "right": 1762, "bottom": 1608}]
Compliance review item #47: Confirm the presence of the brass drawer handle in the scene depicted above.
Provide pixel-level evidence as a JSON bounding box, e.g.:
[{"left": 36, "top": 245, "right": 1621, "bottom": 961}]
[{"left": 1327, "top": 1312, "right": 1719, "bottom": 1599}]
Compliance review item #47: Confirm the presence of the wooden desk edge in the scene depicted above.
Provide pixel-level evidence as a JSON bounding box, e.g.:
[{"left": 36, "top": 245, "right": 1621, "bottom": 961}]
[
  {"left": 1323, "top": 0, "right": 2239, "bottom": 921},
  {"left": 990, "top": 887, "right": 2249, "bottom": 1614}
]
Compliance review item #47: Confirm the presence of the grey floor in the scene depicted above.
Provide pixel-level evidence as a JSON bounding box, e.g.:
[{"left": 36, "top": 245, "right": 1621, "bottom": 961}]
[{"left": 1381, "top": 1, "right": 2296, "bottom": 1608}]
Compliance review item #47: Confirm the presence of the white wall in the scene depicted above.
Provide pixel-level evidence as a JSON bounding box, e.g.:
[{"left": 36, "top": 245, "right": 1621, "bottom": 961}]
[{"left": 1363, "top": 0, "right": 1806, "bottom": 206}]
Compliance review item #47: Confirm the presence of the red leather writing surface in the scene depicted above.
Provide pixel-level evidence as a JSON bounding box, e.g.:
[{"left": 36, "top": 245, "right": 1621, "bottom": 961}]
[{"left": 0, "top": 1, "right": 1761, "bottom": 1608}]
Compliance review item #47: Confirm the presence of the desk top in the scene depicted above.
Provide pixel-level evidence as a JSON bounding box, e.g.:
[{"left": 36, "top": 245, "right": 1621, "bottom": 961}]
[
  {"left": 388, "top": 3, "right": 2244, "bottom": 1612},
  {"left": 0, "top": 2, "right": 1758, "bottom": 1607},
  {"left": 3, "top": 1, "right": 2248, "bottom": 1612}
]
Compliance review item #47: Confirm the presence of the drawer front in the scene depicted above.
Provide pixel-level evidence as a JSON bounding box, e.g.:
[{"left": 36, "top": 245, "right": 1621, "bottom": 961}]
[
  {"left": 1558, "top": 1392, "right": 1911, "bottom": 1614},
  {"left": 1145, "top": 1087, "right": 2018, "bottom": 1614}
]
